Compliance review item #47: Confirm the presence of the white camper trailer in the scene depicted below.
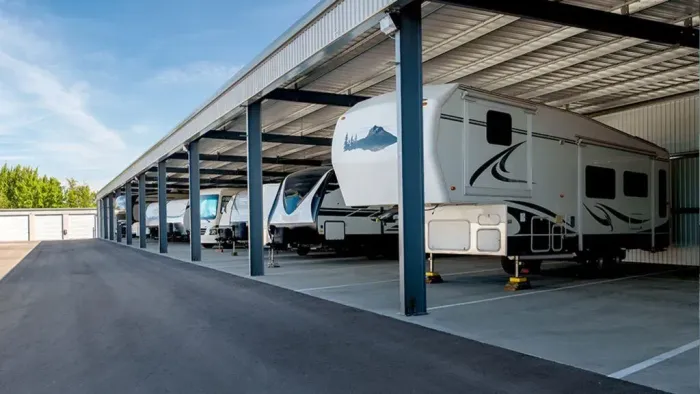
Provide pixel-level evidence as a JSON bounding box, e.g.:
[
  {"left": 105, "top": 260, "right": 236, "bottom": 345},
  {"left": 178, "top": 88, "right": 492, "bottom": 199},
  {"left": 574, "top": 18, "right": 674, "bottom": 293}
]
[
  {"left": 131, "top": 203, "right": 150, "bottom": 238},
  {"left": 332, "top": 83, "right": 670, "bottom": 273},
  {"left": 229, "top": 183, "right": 281, "bottom": 247},
  {"left": 145, "top": 202, "right": 159, "bottom": 235},
  {"left": 166, "top": 199, "right": 189, "bottom": 241},
  {"left": 183, "top": 188, "right": 239, "bottom": 248},
  {"left": 268, "top": 167, "right": 397, "bottom": 257}
]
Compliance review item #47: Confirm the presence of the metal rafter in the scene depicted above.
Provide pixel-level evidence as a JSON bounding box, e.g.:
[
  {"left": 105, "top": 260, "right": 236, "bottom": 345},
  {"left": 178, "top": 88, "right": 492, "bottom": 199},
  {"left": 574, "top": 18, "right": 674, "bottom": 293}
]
[
  {"left": 519, "top": 46, "right": 697, "bottom": 99},
  {"left": 546, "top": 64, "right": 698, "bottom": 107},
  {"left": 576, "top": 80, "right": 699, "bottom": 115},
  {"left": 428, "top": 0, "right": 673, "bottom": 85},
  {"left": 436, "top": 0, "right": 697, "bottom": 47},
  {"left": 168, "top": 152, "right": 323, "bottom": 167}
]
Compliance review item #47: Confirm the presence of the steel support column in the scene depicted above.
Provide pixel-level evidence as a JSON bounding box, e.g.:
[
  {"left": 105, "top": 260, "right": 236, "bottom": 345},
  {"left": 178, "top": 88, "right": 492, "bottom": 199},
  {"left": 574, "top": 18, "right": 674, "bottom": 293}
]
[
  {"left": 115, "top": 192, "right": 122, "bottom": 243},
  {"left": 188, "top": 141, "right": 202, "bottom": 262},
  {"left": 395, "top": 2, "right": 427, "bottom": 316},
  {"left": 158, "top": 161, "right": 168, "bottom": 253},
  {"left": 102, "top": 198, "right": 108, "bottom": 239},
  {"left": 247, "top": 101, "right": 264, "bottom": 276},
  {"left": 108, "top": 195, "right": 115, "bottom": 241},
  {"left": 125, "top": 184, "right": 133, "bottom": 245},
  {"left": 139, "top": 174, "right": 147, "bottom": 249}
]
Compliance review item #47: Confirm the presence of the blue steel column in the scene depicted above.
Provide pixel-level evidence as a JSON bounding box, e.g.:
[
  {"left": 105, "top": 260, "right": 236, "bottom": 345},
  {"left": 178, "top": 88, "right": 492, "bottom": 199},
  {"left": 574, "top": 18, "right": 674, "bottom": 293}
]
[
  {"left": 188, "top": 141, "right": 202, "bottom": 262},
  {"left": 115, "top": 191, "right": 122, "bottom": 243},
  {"left": 395, "top": 2, "right": 427, "bottom": 316},
  {"left": 139, "top": 174, "right": 147, "bottom": 249},
  {"left": 102, "top": 198, "right": 108, "bottom": 239},
  {"left": 247, "top": 101, "right": 264, "bottom": 276},
  {"left": 125, "top": 184, "right": 133, "bottom": 245},
  {"left": 158, "top": 161, "right": 168, "bottom": 253},
  {"left": 108, "top": 194, "right": 115, "bottom": 241}
]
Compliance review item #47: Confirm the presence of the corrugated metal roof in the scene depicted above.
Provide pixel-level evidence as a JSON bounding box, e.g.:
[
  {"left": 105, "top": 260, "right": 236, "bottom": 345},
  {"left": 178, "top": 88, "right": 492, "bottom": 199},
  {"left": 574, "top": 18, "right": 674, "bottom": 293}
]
[{"left": 97, "top": 0, "right": 699, "bottom": 198}]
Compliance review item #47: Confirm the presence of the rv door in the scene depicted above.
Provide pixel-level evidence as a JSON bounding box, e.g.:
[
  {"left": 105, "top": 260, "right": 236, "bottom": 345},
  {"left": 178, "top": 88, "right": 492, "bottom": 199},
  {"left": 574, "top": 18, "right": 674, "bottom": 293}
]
[{"left": 463, "top": 98, "right": 532, "bottom": 198}]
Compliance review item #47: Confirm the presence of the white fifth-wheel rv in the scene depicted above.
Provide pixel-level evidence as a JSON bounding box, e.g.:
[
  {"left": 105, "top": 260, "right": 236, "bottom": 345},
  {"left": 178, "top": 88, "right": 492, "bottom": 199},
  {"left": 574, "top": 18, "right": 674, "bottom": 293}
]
[
  {"left": 268, "top": 167, "right": 397, "bottom": 257},
  {"left": 229, "top": 183, "right": 281, "bottom": 248},
  {"left": 184, "top": 188, "right": 238, "bottom": 248},
  {"left": 332, "top": 83, "right": 670, "bottom": 274}
]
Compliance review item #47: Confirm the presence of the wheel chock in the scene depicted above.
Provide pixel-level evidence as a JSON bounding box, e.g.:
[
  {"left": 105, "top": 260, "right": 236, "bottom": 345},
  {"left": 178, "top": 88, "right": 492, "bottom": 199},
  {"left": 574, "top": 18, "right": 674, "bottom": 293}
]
[
  {"left": 425, "top": 271, "right": 444, "bottom": 284},
  {"left": 504, "top": 276, "right": 531, "bottom": 291}
]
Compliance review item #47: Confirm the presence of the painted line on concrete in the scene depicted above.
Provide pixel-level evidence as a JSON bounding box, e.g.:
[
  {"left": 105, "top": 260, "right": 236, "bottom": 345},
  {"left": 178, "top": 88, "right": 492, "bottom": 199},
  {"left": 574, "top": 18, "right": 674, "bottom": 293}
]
[
  {"left": 607, "top": 340, "right": 700, "bottom": 379},
  {"left": 427, "top": 268, "right": 683, "bottom": 311},
  {"left": 297, "top": 268, "right": 503, "bottom": 292}
]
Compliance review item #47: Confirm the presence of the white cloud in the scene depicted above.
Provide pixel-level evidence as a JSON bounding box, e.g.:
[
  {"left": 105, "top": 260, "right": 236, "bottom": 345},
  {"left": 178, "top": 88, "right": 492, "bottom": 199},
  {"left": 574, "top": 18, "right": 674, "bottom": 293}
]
[{"left": 150, "top": 61, "right": 241, "bottom": 85}]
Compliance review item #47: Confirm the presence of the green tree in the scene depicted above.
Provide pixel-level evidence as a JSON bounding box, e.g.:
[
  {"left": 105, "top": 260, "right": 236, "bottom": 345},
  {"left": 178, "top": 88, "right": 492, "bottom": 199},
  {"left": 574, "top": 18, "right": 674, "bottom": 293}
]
[{"left": 64, "top": 178, "right": 96, "bottom": 208}]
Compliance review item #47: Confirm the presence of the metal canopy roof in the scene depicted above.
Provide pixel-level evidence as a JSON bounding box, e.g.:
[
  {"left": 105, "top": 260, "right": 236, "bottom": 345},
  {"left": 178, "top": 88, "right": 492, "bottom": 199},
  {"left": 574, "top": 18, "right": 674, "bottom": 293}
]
[{"left": 98, "top": 0, "right": 699, "bottom": 199}]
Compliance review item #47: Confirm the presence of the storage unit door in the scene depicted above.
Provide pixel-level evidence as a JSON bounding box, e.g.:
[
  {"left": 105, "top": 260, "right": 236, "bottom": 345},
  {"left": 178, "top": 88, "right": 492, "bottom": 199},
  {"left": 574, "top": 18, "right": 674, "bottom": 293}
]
[
  {"left": 0, "top": 216, "right": 29, "bottom": 242},
  {"left": 68, "top": 214, "right": 95, "bottom": 239},
  {"left": 35, "top": 215, "right": 64, "bottom": 240}
]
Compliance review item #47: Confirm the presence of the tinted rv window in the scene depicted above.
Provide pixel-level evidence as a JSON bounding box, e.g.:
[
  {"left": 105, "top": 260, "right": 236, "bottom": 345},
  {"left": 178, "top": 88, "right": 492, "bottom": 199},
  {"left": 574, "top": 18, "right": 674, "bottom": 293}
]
[
  {"left": 486, "top": 110, "right": 512, "bottom": 146},
  {"left": 585, "top": 166, "right": 615, "bottom": 199},
  {"left": 283, "top": 168, "right": 329, "bottom": 214},
  {"left": 659, "top": 169, "right": 667, "bottom": 218},
  {"left": 220, "top": 196, "right": 232, "bottom": 213},
  {"left": 623, "top": 171, "right": 648, "bottom": 197},
  {"left": 200, "top": 195, "right": 219, "bottom": 220}
]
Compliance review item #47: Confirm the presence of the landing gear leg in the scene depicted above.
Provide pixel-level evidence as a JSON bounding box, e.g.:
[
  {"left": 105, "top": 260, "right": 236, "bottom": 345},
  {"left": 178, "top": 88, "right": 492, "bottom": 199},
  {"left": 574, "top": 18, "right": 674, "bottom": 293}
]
[
  {"left": 425, "top": 253, "right": 443, "bottom": 284},
  {"left": 505, "top": 257, "right": 531, "bottom": 291}
]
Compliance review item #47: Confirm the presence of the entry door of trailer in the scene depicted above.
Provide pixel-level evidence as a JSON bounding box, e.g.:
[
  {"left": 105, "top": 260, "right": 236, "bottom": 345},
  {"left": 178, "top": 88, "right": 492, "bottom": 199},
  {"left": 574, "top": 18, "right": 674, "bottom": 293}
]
[{"left": 463, "top": 98, "right": 532, "bottom": 198}]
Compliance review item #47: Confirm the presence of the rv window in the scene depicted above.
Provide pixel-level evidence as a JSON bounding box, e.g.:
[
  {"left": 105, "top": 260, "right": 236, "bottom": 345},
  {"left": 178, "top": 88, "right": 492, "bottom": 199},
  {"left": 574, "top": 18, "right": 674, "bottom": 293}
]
[
  {"left": 623, "top": 171, "right": 648, "bottom": 198},
  {"left": 200, "top": 195, "right": 219, "bottom": 220},
  {"left": 220, "top": 196, "right": 232, "bottom": 214},
  {"left": 659, "top": 169, "right": 667, "bottom": 218},
  {"left": 585, "top": 166, "right": 615, "bottom": 199},
  {"left": 283, "top": 168, "right": 329, "bottom": 215},
  {"left": 486, "top": 110, "right": 512, "bottom": 146}
]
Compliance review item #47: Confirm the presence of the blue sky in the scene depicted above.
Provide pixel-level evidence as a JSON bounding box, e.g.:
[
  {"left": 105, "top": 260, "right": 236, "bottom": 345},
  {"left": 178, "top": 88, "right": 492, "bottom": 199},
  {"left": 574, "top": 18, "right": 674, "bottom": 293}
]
[{"left": 0, "top": 0, "right": 318, "bottom": 189}]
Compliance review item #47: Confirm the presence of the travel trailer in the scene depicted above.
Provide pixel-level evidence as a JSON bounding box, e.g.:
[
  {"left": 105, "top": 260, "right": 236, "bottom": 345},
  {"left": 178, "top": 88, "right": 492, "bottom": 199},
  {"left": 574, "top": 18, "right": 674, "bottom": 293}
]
[
  {"left": 228, "top": 183, "right": 281, "bottom": 247},
  {"left": 166, "top": 199, "right": 189, "bottom": 241},
  {"left": 184, "top": 188, "right": 239, "bottom": 248},
  {"left": 131, "top": 203, "right": 149, "bottom": 238},
  {"left": 332, "top": 83, "right": 670, "bottom": 273},
  {"left": 267, "top": 167, "right": 397, "bottom": 257}
]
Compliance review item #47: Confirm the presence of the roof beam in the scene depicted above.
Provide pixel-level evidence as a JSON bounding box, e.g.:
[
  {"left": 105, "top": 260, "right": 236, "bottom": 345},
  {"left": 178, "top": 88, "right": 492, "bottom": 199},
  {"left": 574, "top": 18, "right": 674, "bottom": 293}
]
[
  {"left": 577, "top": 80, "right": 699, "bottom": 115},
  {"left": 202, "top": 130, "right": 332, "bottom": 146},
  {"left": 145, "top": 166, "right": 290, "bottom": 178},
  {"left": 429, "top": 0, "right": 676, "bottom": 86},
  {"left": 547, "top": 64, "right": 698, "bottom": 107},
  {"left": 519, "top": 46, "right": 696, "bottom": 100},
  {"left": 436, "top": 0, "right": 698, "bottom": 48},
  {"left": 264, "top": 88, "right": 369, "bottom": 107},
  {"left": 482, "top": 13, "right": 698, "bottom": 92},
  {"left": 168, "top": 152, "right": 324, "bottom": 167}
]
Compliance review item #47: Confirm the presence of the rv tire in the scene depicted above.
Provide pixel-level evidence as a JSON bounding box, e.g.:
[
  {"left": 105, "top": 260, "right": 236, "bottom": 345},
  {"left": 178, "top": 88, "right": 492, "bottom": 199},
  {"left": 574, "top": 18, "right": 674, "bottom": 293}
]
[{"left": 296, "top": 246, "right": 310, "bottom": 256}]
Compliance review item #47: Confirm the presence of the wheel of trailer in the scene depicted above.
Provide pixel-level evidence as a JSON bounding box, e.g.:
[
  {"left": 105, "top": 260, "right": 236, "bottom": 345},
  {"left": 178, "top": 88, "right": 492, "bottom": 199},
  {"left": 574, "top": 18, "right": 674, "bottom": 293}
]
[
  {"left": 202, "top": 244, "right": 213, "bottom": 249},
  {"left": 296, "top": 246, "right": 310, "bottom": 256},
  {"left": 500, "top": 257, "right": 516, "bottom": 275}
]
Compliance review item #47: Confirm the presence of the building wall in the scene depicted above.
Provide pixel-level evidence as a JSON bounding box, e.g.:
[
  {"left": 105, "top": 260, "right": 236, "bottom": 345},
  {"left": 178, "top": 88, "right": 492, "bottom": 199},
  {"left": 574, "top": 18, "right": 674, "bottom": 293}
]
[
  {"left": 0, "top": 209, "right": 98, "bottom": 242},
  {"left": 595, "top": 94, "right": 698, "bottom": 266}
]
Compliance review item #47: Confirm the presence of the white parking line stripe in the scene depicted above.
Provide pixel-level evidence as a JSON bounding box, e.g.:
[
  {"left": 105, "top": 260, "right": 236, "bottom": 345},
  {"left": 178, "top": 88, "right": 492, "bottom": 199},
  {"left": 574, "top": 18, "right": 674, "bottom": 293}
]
[
  {"left": 607, "top": 340, "right": 700, "bottom": 379},
  {"left": 296, "top": 268, "right": 502, "bottom": 292},
  {"left": 427, "top": 269, "right": 682, "bottom": 311}
]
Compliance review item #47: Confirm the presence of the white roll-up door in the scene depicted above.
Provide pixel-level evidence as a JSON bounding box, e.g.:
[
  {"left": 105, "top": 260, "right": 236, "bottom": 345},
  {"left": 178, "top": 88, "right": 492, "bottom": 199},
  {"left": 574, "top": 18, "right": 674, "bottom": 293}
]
[
  {"left": 34, "top": 215, "right": 63, "bottom": 240},
  {"left": 68, "top": 214, "right": 95, "bottom": 239},
  {"left": 0, "top": 216, "right": 29, "bottom": 242}
]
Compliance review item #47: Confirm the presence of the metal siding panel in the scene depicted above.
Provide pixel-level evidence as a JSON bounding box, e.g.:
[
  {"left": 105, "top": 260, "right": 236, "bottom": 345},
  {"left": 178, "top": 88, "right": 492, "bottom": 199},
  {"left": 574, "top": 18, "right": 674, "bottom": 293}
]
[{"left": 596, "top": 95, "right": 699, "bottom": 266}]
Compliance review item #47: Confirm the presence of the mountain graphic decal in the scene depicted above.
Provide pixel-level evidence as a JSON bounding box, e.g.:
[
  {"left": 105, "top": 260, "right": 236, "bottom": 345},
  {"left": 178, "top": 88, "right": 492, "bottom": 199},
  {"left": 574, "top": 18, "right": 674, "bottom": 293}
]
[{"left": 343, "top": 125, "right": 397, "bottom": 152}]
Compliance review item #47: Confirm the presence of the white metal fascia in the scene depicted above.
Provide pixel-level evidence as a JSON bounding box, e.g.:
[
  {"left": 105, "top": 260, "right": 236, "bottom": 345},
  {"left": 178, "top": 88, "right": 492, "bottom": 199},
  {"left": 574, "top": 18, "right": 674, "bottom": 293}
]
[
  {"left": 576, "top": 80, "right": 699, "bottom": 114},
  {"left": 258, "top": 11, "right": 518, "bottom": 135},
  {"left": 426, "top": 0, "right": 670, "bottom": 85},
  {"left": 547, "top": 64, "right": 699, "bottom": 107},
  {"left": 486, "top": 11, "right": 698, "bottom": 92},
  {"left": 96, "top": 0, "right": 396, "bottom": 198},
  {"left": 519, "top": 46, "right": 697, "bottom": 100}
]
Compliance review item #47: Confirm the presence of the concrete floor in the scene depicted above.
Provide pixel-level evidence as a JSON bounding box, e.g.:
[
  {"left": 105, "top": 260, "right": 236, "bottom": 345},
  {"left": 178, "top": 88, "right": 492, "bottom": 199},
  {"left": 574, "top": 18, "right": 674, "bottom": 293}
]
[
  {"left": 117, "top": 237, "right": 699, "bottom": 394},
  {"left": 0, "top": 242, "right": 38, "bottom": 281}
]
